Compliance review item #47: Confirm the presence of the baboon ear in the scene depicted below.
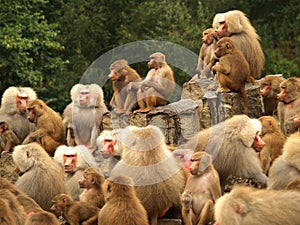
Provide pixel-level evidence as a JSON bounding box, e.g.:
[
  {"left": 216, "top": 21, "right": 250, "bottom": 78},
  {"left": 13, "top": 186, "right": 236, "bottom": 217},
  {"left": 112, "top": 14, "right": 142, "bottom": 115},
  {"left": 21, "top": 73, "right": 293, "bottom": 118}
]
[
  {"left": 26, "top": 150, "right": 31, "bottom": 158},
  {"left": 225, "top": 42, "right": 231, "bottom": 49}
]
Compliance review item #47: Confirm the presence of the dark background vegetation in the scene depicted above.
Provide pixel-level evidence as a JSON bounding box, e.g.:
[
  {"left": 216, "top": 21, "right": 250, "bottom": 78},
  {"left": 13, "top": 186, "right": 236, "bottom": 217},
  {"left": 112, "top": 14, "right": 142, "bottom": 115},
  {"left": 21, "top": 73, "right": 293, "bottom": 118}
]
[{"left": 0, "top": 0, "right": 299, "bottom": 112}]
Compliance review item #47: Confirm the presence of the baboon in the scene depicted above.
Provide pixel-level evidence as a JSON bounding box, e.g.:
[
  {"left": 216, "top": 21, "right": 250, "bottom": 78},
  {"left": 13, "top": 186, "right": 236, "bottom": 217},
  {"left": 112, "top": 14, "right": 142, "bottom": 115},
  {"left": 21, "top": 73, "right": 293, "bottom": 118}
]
[
  {"left": 277, "top": 77, "right": 300, "bottom": 135},
  {"left": 181, "top": 151, "right": 221, "bottom": 225},
  {"left": 134, "top": 52, "right": 175, "bottom": 113},
  {"left": 98, "top": 175, "right": 149, "bottom": 225},
  {"left": 0, "top": 189, "right": 26, "bottom": 225},
  {"left": 108, "top": 59, "right": 142, "bottom": 113},
  {"left": 22, "top": 99, "right": 66, "bottom": 156},
  {"left": 268, "top": 132, "right": 300, "bottom": 190},
  {"left": 0, "top": 86, "right": 37, "bottom": 142},
  {"left": 212, "top": 37, "right": 250, "bottom": 115},
  {"left": 79, "top": 167, "right": 105, "bottom": 208},
  {"left": 51, "top": 193, "right": 99, "bottom": 225},
  {"left": 213, "top": 10, "right": 265, "bottom": 79},
  {"left": 190, "top": 28, "right": 218, "bottom": 81},
  {"left": 0, "top": 120, "right": 20, "bottom": 154},
  {"left": 13, "top": 143, "right": 66, "bottom": 211},
  {"left": 185, "top": 114, "right": 267, "bottom": 191},
  {"left": 63, "top": 84, "right": 108, "bottom": 148},
  {"left": 0, "top": 198, "right": 17, "bottom": 225},
  {"left": 214, "top": 186, "right": 300, "bottom": 225},
  {"left": 111, "top": 125, "right": 186, "bottom": 225},
  {"left": 258, "top": 116, "right": 285, "bottom": 174},
  {"left": 259, "top": 75, "right": 286, "bottom": 116},
  {"left": 286, "top": 179, "right": 300, "bottom": 191},
  {"left": 54, "top": 145, "right": 101, "bottom": 201},
  {"left": 25, "top": 211, "right": 60, "bottom": 225}
]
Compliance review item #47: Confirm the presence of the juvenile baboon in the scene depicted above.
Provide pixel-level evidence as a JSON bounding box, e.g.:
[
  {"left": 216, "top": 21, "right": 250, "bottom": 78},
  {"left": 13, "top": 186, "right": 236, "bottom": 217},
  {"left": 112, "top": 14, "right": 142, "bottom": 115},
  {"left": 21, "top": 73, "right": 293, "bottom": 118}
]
[
  {"left": 212, "top": 37, "right": 250, "bottom": 115},
  {"left": 98, "top": 175, "right": 149, "bottom": 225},
  {"left": 185, "top": 114, "right": 267, "bottom": 191},
  {"left": 190, "top": 28, "right": 217, "bottom": 81},
  {"left": 134, "top": 52, "right": 175, "bottom": 113},
  {"left": 111, "top": 125, "right": 186, "bottom": 225},
  {"left": 277, "top": 77, "right": 300, "bottom": 135},
  {"left": 0, "top": 120, "right": 20, "bottom": 154},
  {"left": 54, "top": 145, "right": 101, "bottom": 201},
  {"left": 63, "top": 84, "right": 109, "bottom": 148},
  {"left": 214, "top": 186, "right": 300, "bottom": 225},
  {"left": 259, "top": 75, "right": 286, "bottom": 116},
  {"left": 25, "top": 211, "right": 60, "bottom": 225},
  {"left": 108, "top": 59, "right": 142, "bottom": 113},
  {"left": 213, "top": 10, "right": 265, "bottom": 79},
  {"left": 268, "top": 132, "right": 300, "bottom": 190},
  {"left": 13, "top": 143, "right": 66, "bottom": 211},
  {"left": 0, "top": 189, "right": 26, "bottom": 225},
  {"left": 258, "top": 116, "right": 285, "bottom": 174},
  {"left": 181, "top": 151, "right": 221, "bottom": 225},
  {"left": 79, "top": 167, "right": 105, "bottom": 208},
  {"left": 0, "top": 86, "right": 37, "bottom": 142},
  {"left": 22, "top": 99, "right": 66, "bottom": 156},
  {"left": 51, "top": 193, "right": 99, "bottom": 225}
]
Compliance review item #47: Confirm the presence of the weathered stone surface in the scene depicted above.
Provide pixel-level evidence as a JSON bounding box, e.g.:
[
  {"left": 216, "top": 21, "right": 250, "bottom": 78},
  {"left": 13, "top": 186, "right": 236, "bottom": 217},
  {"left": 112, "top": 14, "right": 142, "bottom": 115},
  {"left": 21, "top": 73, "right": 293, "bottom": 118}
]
[{"left": 0, "top": 153, "right": 18, "bottom": 183}]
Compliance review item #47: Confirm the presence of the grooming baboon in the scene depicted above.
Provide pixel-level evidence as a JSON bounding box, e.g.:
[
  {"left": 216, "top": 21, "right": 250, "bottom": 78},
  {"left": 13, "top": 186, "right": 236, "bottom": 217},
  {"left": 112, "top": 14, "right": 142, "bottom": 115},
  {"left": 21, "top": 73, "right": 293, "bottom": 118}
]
[
  {"left": 108, "top": 59, "right": 142, "bottom": 113},
  {"left": 260, "top": 75, "right": 286, "bottom": 116},
  {"left": 0, "top": 198, "right": 17, "bottom": 225},
  {"left": 98, "top": 175, "right": 149, "bottom": 225},
  {"left": 111, "top": 125, "right": 186, "bottom": 225},
  {"left": 63, "top": 84, "right": 108, "bottom": 148},
  {"left": 51, "top": 193, "right": 99, "bottom": 225},
  {"left": 213, "top": 10, "right": 264, "bottom": 79},
  {"left": 277, "top": 77, "right": 300, "bottom": 135},
  {"left": 258, "top": 116, "right": 285, "bottom": 174},
  {"left": 13, "top": 143, "right": 66, "bottom": 211},
  {"left": 186, "top": 114, "right": 267, "bottom": 191},
  {"left": 214, "top": 186, "right": 300, "bottom": 225},
  {"left": 54, "top": 145, "right": 101, "bottom": 201},
  {"left": 0, "top": 86, "right": 37, "bottom": 142},
  {"left": 134, "top": 52, "right": 175, "bottom": 113},
  {"left": 181, "top": 151, "right": 221, "bottom": 225},
  {"left": 79, "top": 167, "right": 105, "bottom": 208},
  {"left": 212, "top": 37, "right": 250, "bottom": 115},
  {"left": 22, "top": 99, "right": 66, "bottom": 156},
  {"left": 268, "top": 132, "right": 300, "bottom": 190}
]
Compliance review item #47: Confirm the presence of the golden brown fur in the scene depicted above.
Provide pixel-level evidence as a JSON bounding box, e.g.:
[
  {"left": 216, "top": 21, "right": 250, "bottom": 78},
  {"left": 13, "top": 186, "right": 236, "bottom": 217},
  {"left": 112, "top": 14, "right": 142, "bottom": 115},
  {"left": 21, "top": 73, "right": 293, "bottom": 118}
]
[
  {"left": 63, "top": 84, "right": 108, "bottom": 147},
  {"left": 212, "top": 37, "right": 250, "bottom": 115},
  {"left": 277, "top": 77, "right": 300, "bottom": 135},
  {"left": 25, "top": 211, "right": 60, "bottom": 225},
  {"left": 268, "top": 132, "right": 300, "bottom": 189},
  {"left": 0, "top": 87, "right": 37, "bottom": 142},
  {"left": 23, "top": 99, "right": 66, "bottom": 156},
  {"left": 109, "top": 59, "right": 142, "bottom": 113},
  {"left": 260, "top": 75, "right": 286, "bottom": 116},
  {"left": 181, "top": 151, "right": 221, "bottom": 225},
  {"left": 0, "top": 121, "right": 20, "bottom": 153},
  {"left": 213, "top": 10, "right": 265, "bottom": 79},
  {"left": 258, "top": 116, "right": 285, "bottom": 174},
  {"left": 13, "top": 143, "right": 66, "bottom": 211},
  {"left": 185, "top": 115, "right": 267, "bottom": 190},
  {"left": 214, "top": 186, "right": 300, "bottom": 225},
  {"left": 135, "top": 52, "right": 175, "bottom": 113},
  {"left": 0, "top": 198, "right": 17, "bottom": 225},
  {"left": 111, "top": 125, "right": 186, "bottom": 225},
  {"left": 79, "top": 167, "right": 105, "bottom": 208},
  {"left": 98, "top": 175, "right": 149, "bottom": 225},
  {"left": 51, "top": 193, "right": 99, "bottom": 225}
]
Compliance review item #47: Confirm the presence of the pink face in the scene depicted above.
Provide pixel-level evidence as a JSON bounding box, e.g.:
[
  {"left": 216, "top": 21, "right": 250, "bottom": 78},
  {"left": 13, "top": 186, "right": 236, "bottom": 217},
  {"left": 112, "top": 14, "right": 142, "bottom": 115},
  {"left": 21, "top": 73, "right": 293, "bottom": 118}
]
[
  {"left": 252, "top": 132, "right": 265, "bottom": 152},
  {"left": 216, "top": 21, "right": 228, "bottom": 38},
  {"left": 148, "top": 59, "right": 158, "bottom": 69},
  {"left": 260, "top": 83, "right": 271, "bottom": 96},
  {"left": 108, "top": 70, "right": 121, "bottom": 81},
  {"left": 16, "top": 95, "right": 29, "bottom": 114},
  {"left": 63, "top": 153, "right": 77, "bottom": 173},
  {"left": 79, "top": 91, "right": 90, "bottom": 107},
  {"left": 27, "top": 108, "right": 36, "bottom": 123}
]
